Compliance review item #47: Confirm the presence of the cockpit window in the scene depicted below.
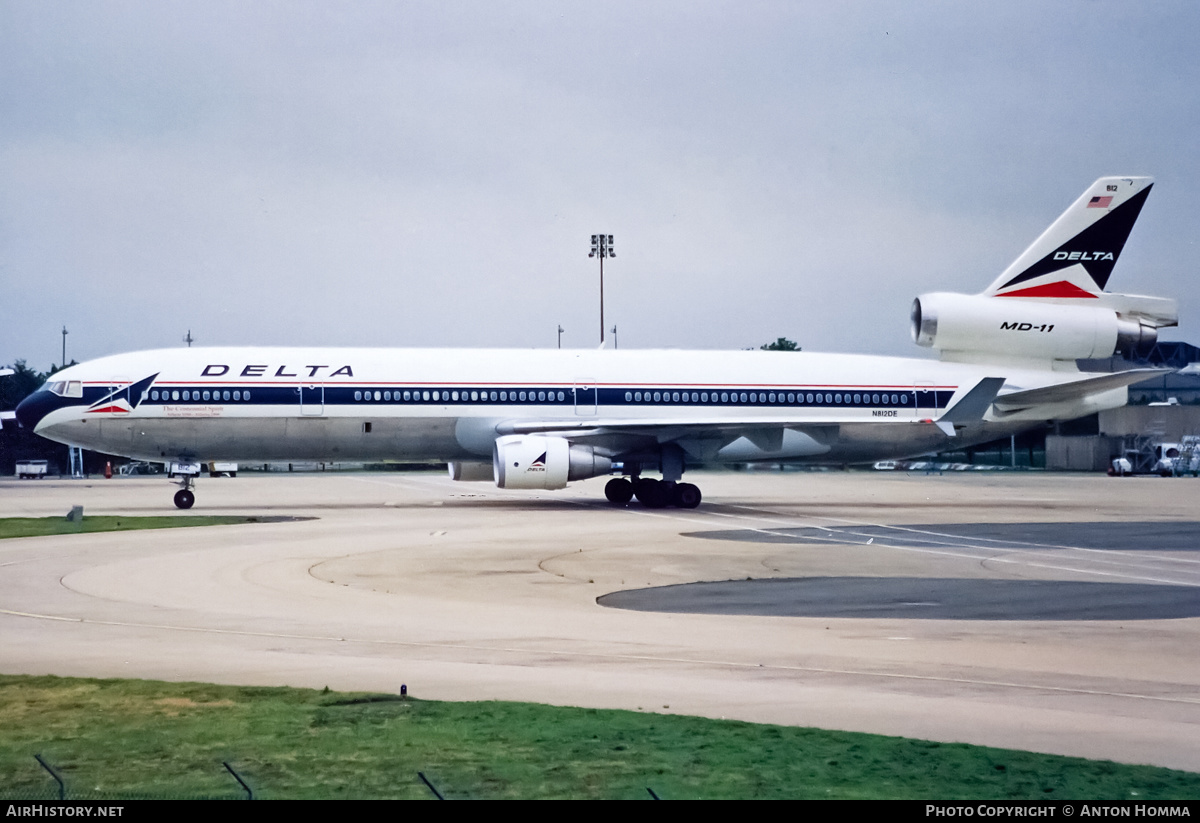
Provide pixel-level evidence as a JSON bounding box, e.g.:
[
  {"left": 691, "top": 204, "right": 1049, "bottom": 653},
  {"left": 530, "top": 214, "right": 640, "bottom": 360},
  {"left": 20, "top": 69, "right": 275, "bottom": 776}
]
[{"left": 43, "top": 380, "right": 84, "bottom": 398}]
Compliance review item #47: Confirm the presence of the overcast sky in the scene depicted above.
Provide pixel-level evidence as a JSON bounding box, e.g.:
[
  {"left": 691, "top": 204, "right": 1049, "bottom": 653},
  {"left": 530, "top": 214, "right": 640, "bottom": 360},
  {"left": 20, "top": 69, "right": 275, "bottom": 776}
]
[{"left": 3, "top": 1, "right": 1198, "bottom": 370}]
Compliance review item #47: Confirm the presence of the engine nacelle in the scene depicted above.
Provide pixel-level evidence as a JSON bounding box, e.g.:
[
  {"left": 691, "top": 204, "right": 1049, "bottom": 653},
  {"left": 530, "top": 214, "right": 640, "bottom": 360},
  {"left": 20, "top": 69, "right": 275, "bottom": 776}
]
[
  {"left": 492, "top": 435, "right": 612, "bottom": 490},
  {"left": 911, "top": 292, "right": 1157, "bottom": 361},
  {"left": 448, "top": 461, "right": 494, "bottom": 482}
]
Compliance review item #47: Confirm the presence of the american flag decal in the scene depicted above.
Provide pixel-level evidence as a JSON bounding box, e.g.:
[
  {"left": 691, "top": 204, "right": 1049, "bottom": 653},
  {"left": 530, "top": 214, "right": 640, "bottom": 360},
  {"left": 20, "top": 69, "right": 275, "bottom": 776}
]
[{"left": 1087, "top": 196, "right": 1113, "bottom": 208}]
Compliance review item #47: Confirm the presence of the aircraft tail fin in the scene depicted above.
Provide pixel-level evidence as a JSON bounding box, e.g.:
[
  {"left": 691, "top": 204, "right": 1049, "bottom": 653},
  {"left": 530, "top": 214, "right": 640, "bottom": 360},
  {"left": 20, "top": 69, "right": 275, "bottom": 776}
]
[{"left": 984, "top": 177, "right": 1153, "bottom": 299}]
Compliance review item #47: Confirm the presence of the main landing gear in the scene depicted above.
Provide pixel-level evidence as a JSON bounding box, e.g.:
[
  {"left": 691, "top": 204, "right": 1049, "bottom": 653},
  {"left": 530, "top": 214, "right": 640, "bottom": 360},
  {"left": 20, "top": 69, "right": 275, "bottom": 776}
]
[{"left": 604, "top": 477, "right": 702, "bottom": 509}]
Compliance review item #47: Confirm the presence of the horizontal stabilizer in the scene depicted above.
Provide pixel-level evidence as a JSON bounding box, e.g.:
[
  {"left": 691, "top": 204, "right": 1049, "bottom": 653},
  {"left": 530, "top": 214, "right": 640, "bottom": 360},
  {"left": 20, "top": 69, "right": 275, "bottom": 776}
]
[
  {"left": 937, "top": 378, "right": 1005, "bottom": 425},
  {"left": 993, "top": 368, "right": 1170, "bottom": 411}
]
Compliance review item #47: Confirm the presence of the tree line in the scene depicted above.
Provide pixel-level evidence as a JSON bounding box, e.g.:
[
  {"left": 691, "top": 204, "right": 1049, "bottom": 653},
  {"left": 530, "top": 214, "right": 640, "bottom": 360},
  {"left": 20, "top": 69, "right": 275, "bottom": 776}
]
[{"left": 0, "top": 359, "right": 76, "bottom": 412}]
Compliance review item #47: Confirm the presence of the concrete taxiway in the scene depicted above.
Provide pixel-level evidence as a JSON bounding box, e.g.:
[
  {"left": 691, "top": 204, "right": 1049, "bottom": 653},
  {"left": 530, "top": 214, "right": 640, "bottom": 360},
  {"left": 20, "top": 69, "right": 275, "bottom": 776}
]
[{"left": 1, "top": 469, "right": 1198, "bottom": 771}]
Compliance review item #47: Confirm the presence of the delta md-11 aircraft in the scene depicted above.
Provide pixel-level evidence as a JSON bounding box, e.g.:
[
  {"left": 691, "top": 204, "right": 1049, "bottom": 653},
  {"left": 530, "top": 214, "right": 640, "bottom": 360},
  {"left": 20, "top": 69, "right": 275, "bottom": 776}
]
[{"left": 16, "top": 177, "right": 1178, "bottom": 509}]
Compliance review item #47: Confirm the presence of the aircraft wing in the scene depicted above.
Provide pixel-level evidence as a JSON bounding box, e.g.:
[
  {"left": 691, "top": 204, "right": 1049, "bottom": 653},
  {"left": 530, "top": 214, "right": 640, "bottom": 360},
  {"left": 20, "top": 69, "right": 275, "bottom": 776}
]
[
  {"left": 499, "top": 377, "right": 1005, "bottom": 437},
  {"left": 496, "top": 377, "right": 1010, "bottom": 456},
  {"left": 497, "top": 369, "right": 1156, "bottom": 449},
  {"left": 500, "top": 415, "right": 844, "bottom": 437},
  {"left": 496, "top": 415, "right": 838, "bottom": 455},
  {"left": 496, "top": 415, "right": 840, "bottom": 462}
]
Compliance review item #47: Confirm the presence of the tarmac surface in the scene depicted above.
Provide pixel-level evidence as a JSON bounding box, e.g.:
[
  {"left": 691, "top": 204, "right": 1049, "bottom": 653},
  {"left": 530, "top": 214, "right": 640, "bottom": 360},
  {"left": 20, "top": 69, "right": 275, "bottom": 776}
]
[
  {"left": 600, "top": 577, "right": 1200, "bottom": 620},
  {"left": 1, "top": 469, "right": 1198, "bottom": 772}
]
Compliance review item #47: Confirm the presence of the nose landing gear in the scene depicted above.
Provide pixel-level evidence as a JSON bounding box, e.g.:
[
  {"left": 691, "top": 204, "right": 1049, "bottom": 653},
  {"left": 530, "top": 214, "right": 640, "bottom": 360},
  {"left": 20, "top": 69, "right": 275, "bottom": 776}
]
[{"left": 173, "top": 475, "right": 196, "bottom": 509}]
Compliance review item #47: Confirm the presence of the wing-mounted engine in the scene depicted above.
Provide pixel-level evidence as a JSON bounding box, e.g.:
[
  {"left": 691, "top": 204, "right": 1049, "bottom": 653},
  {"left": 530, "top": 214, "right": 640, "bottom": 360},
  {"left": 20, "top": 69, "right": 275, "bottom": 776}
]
[
  {"left": 492, "top": 434, "right": 612, "bottom": 490},
  {"left": 911, "top": 175, "right": 1176, "bottom": 365}
]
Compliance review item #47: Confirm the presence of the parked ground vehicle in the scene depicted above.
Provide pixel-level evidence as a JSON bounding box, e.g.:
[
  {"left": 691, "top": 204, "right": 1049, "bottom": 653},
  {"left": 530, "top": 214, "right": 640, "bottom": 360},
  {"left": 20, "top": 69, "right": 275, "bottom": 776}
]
[
  {"left": 1111, "top": 442, "right": 1187, "bottom": 476},
  {"left": 16, "top": 459, "right": 48, "bottom": 479},
  {"left": 166, "top": 462, "right": 202, "bottom": 479}
]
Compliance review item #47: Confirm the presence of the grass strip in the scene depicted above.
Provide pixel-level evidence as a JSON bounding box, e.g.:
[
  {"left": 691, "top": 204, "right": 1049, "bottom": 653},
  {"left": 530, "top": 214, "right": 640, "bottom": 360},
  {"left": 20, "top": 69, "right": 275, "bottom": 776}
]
[
  {"left": 0, "top": 516, "right": 294, "bottom": 540},
  {"left": 1, "top": 674, "right": 1197, "bottom": 800}
]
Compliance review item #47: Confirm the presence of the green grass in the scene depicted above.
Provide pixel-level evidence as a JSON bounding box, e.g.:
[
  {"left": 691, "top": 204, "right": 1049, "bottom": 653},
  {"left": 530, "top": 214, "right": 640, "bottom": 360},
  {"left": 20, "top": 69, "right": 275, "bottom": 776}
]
[
  {"left": 0, "top": 516, "right": 288, "bottom": 540},
  {"left": 1, "top": 675, "right": 1197, "bottom": 799}
]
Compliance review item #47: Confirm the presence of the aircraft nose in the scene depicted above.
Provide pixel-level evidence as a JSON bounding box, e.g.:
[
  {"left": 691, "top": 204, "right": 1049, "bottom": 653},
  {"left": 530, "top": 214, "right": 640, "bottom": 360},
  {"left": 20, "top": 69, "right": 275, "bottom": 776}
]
[{"left": 15, "top": 392, "right": 48, "bottom": 431}]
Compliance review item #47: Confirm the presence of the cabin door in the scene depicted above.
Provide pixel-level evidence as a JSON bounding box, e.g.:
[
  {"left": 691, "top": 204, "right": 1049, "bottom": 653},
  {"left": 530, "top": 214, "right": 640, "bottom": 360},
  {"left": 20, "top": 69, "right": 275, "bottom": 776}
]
[
  {"left": 98, "top": 377, "right": 131, "bottom": 414},
  {"left": 914, "top": 381, "right": 937, "bottom": 420},
  {"left": 299, "top": 383, "right": 324, "bottom": 415},
  {"left": 573, "top": 379, "right": 597, "bottom": 415}
]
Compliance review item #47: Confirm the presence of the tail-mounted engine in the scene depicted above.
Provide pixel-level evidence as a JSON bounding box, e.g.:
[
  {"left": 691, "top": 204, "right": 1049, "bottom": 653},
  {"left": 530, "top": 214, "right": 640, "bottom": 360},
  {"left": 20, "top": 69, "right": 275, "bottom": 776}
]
[
  {"left": 492, "top": 434, "right": 612, "bottom": 489},
  {"left": 911, "top": 177, "right": 1177, "bottom": 364},
  {"left": 911, "top": 292, "right": 1174, "bottom": 362}
]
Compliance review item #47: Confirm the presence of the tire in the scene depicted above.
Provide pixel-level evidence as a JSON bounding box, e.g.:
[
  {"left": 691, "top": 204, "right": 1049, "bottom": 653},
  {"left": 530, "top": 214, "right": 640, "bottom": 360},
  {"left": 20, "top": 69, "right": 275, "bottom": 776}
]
[
  {"left": 605, "top": 477, "right": 634, "bottom": 504},
  {"left": 633, "top": 478, "right": 667, "bottom": 508},
  {"left": 174, "top": 489, "right": 195, "bottom": 509},
  {"left": 673, "top": 482, "right": 702, "bottom": 509}
]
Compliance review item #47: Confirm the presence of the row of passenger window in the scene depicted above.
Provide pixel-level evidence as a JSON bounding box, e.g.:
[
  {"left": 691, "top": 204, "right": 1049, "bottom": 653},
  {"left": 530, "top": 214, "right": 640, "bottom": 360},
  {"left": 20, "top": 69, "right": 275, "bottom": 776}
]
[
  {"left": 352, "top": 387, "right": 911, "bottom": 406},
  {"left": 354, "top": 389, "right": 568, "bottom": 403},
  {"left": 623, "top": 390, "right": 910, "bottom": 406},
  {"left": 144, "top": 386, "right": 916, "bottom": 406},
  {"left": 149, "top": 389, "right": 251, "bottom": 402}
]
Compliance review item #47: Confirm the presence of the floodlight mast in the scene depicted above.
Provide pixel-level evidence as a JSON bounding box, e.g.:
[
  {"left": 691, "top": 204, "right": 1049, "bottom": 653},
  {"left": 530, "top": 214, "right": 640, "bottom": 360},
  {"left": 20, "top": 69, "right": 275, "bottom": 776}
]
[{"left": 588, "top": 234, "right": 614, "bottom": 344}]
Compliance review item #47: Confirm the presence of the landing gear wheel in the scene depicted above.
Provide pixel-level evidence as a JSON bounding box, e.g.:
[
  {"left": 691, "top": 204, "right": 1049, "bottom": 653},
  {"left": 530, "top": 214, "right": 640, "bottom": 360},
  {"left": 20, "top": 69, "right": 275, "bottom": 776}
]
[
  {"left": 673, "top": 482, "right": 702, "bottom": 509},
  {"left": 174, "top": 489, "right": 195, "bottom": 510},
  {"left": 605, "top": 477, "right": 634, "bottom": 504},
  {"left": 633, "top": 478, "right": 668, "bottom": 508}
]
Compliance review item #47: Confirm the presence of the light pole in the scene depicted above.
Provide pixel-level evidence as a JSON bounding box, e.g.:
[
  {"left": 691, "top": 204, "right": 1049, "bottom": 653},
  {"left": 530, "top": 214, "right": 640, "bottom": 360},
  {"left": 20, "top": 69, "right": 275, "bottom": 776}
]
[
  {"left": 589, "top": 234, "right": 614, "bottom": 345},
  {"left": 557, "top": 325, "right": 564, "bottom": 349},
  {"left": 61, "top": 326, "right": 68, "bottom": 368},
  {"left": 611, "top": 325, "right": 618, "bottom": 349}
]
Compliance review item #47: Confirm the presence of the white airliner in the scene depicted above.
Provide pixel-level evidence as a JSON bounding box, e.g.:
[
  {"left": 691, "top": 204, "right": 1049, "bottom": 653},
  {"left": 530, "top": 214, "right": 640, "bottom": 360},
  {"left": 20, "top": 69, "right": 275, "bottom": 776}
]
[{"left": 16, "top": 177, "right": 1177, "bottom": 509}]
